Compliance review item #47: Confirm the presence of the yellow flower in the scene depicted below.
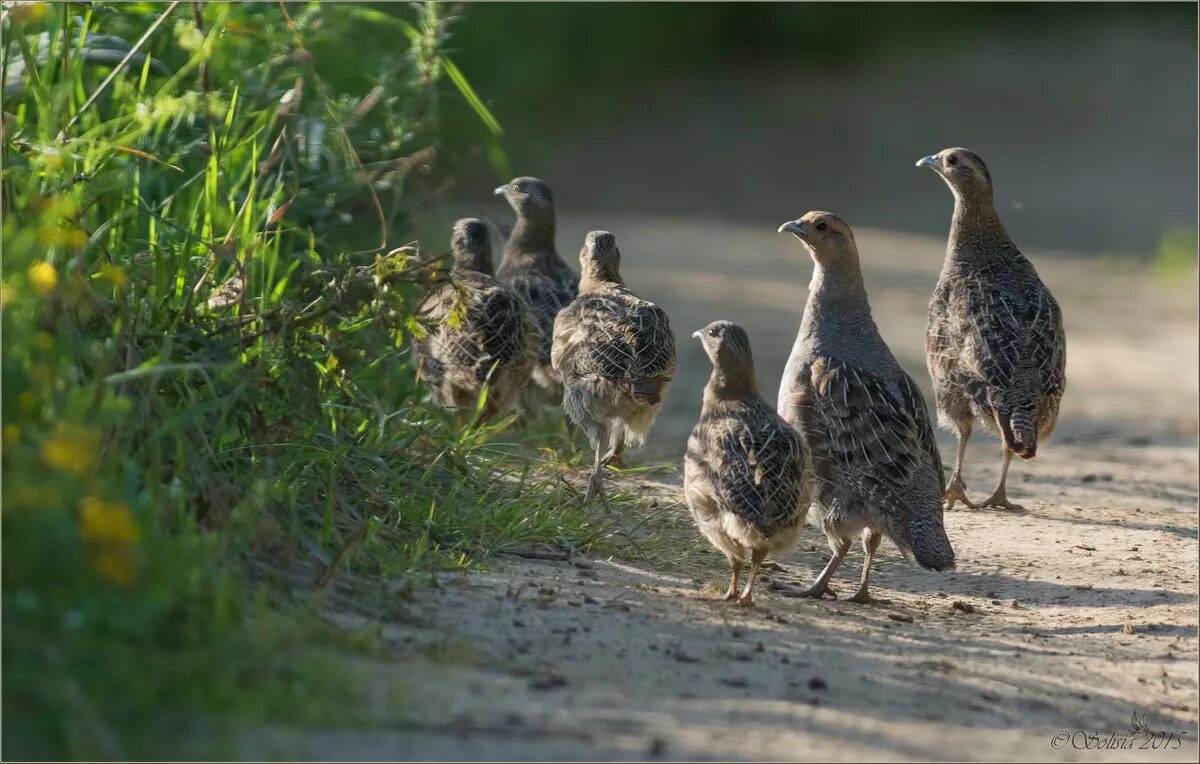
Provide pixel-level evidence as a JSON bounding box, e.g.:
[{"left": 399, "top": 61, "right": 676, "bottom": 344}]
[
  {"left": 97, "top": 262, "right": 127, "bottom": 289},
  {"left": 38, "top": 226, "right": 87, "bottom": 249},
  {"left": 27, "top": 261, "right": 57, "bottom": 294},
  {"left": 1, "top": 282, "right": 13, "bottom": 306},
  {"left": 79, "top": 497, "right": 140, "bottom": 545},
  {"left": 3, "top": 424, "right": 19, "bottom": 446},
  {"left": 42, "top": 195, "right": 78, "bottom": 219},
  {"left": 10, "top": 2, "right": 48, "bottom": 25},
  {"left": 41, "top": 423, "right": 100, "bottom": 475}
]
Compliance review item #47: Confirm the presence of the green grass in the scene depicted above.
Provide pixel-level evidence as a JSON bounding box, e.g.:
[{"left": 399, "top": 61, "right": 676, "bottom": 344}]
[{"left": 0, "top": 2, "right": 666, "bottom": 758}]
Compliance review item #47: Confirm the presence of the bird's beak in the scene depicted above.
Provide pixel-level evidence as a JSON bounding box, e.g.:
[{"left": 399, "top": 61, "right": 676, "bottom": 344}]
[
  {"left": 691, "top": 329, "right": 703, "bottom": 340},
  {"left": 778, "top": 220, "right": 805, "bottom": 239},
  {"left": 493, "top": 185, "right": 506, "bottom": 196},
  {"left": 916, "top": 155, "right": 940, "bottom": 171}
]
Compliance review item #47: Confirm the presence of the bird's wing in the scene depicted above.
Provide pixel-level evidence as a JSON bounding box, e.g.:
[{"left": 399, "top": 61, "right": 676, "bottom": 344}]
[
  {"left": 697, "top": 406, "right": 808, "bottom": 534},
  {"left": 550, "top": 299, "right": 583, "bottom": 375},
  {"left": 461, "top": 277, "right": 536, "bottom": 382},
  {"left": 507, "top": 270, "right": 577, "bottom": 365},
  {"left": 567, "top": 290, "right": 676, "bottom": 383},
  {"left": 806, "top": 356, "right": 944, "bottom": 510},
  {"left": 956, "top": 273, "right": 1066, "bottom": 401}
]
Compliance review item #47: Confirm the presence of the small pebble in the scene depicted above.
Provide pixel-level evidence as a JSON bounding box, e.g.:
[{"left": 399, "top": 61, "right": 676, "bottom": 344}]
[
  {"left": 529, "top": 673, "right": 567, "bottom": 691},
  {"left": 672, "top": 648, "right": 701, "bottom": 664},
  {"left": 808, "top": 677, "right": 827, "bottom": 690}
]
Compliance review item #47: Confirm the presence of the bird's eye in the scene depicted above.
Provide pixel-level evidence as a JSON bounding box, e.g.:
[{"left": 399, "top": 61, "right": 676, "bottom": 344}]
[
  {"left": 707, "top": 327, "right": 721, "bottom": 337},
  {"left": 947, "top": 155, "right": 958, "bottom": 165},
  {"left": 815, "top": 221, "right": 827, "bottom": 232}
]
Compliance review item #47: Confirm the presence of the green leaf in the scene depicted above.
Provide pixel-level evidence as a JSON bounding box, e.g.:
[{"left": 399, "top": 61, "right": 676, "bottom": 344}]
[{"left": 441, "top": 56, "right": 503, "bottom": 136}]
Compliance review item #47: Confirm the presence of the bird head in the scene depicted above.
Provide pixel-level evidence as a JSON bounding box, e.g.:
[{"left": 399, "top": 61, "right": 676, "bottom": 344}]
[
  {"left": 777, "top": 211, "right": 857, "bottom": 266},
  {"left": 494, "top": 176, "right": 555, "bottom": 219},
  {"left": 915, "top": 147, "right": 994, "bottom": 202},
  {"left": 450, "top": 217, "right": 493, "bottom": 274},
  {"left": 692, "top": 320, "right": 754, "bottom": 375},
  {"left": 578, "top": 230, "right": 622, "bottom": 286}
]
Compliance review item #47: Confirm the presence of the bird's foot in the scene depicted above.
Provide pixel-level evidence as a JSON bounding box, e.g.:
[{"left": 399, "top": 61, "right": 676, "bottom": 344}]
[
  {"left": 583, "top": 471, "right": 605, "bottom": 503},
  {"left": 978, "top": 491, "right": 1024, "bottom": 511},
  {"left": 849, "top": 587, "right": 874, "bottom": 605},
  {"left": 736, "top": 592, "right": 755, "bottom": 607},
  {"left": 600, "top": 450, "right": 625, "bottom": 468},
  {"left": 944, "top": 478, "right": 978, "bottom": 510},
  {"left": 773, "top": 582, "right": 837, "bottom": 600}
]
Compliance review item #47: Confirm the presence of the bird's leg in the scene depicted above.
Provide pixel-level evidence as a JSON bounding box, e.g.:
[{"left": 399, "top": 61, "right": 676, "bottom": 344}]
[
  {"left": 776, "top": 538, "right": 850, "bottom": 599},
  {"left": 945, "top": 427, "right": 978, "bottom": 510},
  {"left": 583, "top": 423, "right": 608, "bottom": 503},
  {"left": 601, "top": 427, "right": 627, "bottom": 468},
  {"left": 737, "top": 548, "right": 768, "bottom": 607},
  {"left": 721, "top": 556, "right": 742, "bottom": 601},
  {"left": 849, "top": 530, "right": 882, "bottom": 604},
  {"left": 978, "top": 447, "right": 1025, "bottom": 510}
]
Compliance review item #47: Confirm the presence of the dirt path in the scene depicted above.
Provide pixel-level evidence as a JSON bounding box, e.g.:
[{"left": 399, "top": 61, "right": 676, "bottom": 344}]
[{"left": 255, "top": 214, "right": 1198, "bottom": 761}]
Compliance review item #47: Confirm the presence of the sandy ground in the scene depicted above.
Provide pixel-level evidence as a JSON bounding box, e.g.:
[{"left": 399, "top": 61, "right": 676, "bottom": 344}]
[{"left": 250, "top": 213, "right": 1198, "bottom": 761}]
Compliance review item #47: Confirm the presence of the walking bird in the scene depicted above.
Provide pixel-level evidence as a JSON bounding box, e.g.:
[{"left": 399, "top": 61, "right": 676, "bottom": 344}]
[
  {"left": 552, "top": 231, "right": 676, "bottom": 502},
  {"left": 917, "top": 148, "right": 1066, "bottom": 510},
  {"left": 777, "top": 211, "right": 955, "bottom": 602}
]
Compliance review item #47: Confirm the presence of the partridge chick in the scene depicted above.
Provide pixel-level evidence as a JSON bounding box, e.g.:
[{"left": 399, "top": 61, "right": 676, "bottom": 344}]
[
  {"left": 413, "top": 218, "right": 538, "bottom": 423},
  {"left": 494, "top": 177, "right": 579, "bottom": 413},
  {"left": 551, "top": 231, "right": 676, "bottom": 501},
  {"left": 685, "top": 321, "right": 812, "bottom": 606}
]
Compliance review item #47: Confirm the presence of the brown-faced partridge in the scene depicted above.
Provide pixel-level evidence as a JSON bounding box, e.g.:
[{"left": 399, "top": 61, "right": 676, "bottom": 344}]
[
  {"left": 494, "top": 177, "right": 579, "bottom": 414},
  {"left": 777, "top": 212, "right": 955, "bottom": 603},
  {"left": 917, "top": 148, "right": 1067, "bottom": 511},
  {"left": 685, "top": 321, "right": 812, "bottom": 606},
  {"left": 551, "top": 231, "right": 676, "bottom": 502},
  {"left": 413, "top": 218, "right": 538, "bottom": 423}
]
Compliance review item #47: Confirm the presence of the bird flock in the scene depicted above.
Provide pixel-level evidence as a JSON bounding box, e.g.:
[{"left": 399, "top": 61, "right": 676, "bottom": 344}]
[{"left": 414, "top": 147, "right": 1067, "bottom": 606}]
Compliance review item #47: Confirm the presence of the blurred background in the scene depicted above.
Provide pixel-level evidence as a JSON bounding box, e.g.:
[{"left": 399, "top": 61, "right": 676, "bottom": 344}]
[{"left": 438, "top": 2, "right": 1198, "bottom": 257}]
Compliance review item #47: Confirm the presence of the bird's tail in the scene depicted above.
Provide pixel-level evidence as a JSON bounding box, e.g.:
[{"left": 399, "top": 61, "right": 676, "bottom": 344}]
[
  {"left": 997, "top": 402, "right": 1038, "bottom": 460},
  {"left": 993, "top": 368, "right": 1039, "bottom": 460},
  {"left": 908, "top": 515, "right": 956, "bottom": 571}
]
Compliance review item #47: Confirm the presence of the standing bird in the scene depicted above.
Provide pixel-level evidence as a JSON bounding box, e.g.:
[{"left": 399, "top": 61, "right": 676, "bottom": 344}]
[
  {"left": 685, "top": 321, "right": 812, "bottom": 606},
  {"left": 917, "top": 148, "right": 1066, "bottom": 510},
  {"left": 777, "top": 212, "right": 955, "bottom": 602},
  {"left": 552, "top": 231, "right": 676, "bottom": 502},
  {"left": 494, "top": 177, "right": 579, "bottom": 413},
  {"left": 413, "top": 218, "right": 538, "bottom": 423}
]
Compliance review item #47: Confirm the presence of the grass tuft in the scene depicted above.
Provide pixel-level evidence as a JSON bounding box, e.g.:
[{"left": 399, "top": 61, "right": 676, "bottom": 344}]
[{"left": 0, "top": 2, "right": 664, "bottom": 758}]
